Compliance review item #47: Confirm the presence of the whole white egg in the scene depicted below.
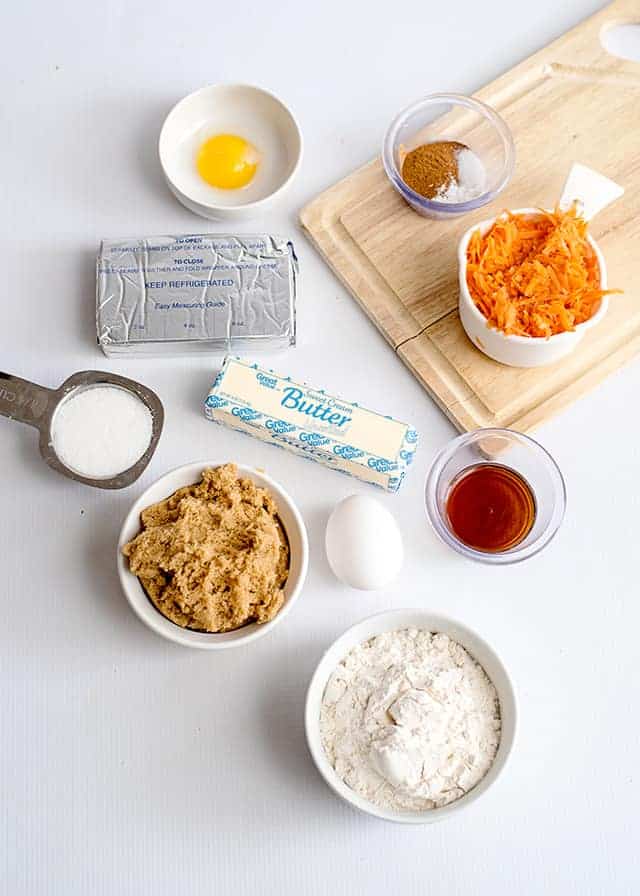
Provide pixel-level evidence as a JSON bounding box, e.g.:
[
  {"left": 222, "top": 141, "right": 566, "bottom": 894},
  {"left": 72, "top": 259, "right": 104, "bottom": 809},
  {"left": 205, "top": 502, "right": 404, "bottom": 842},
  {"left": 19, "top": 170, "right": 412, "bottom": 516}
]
[{"left": 325, "top": 494, "right": 403, "bottom": 591}]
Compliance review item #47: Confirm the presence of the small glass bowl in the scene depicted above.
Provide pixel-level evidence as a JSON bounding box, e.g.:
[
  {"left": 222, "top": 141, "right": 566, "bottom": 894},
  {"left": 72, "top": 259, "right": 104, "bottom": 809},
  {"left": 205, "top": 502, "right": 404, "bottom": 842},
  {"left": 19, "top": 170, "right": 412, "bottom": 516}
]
[
  {"left": 425, "top": 429, "right": 566, "bottom": 565},
  {"left": 382, "top": 93, "right": 515, "bottom": 219}
]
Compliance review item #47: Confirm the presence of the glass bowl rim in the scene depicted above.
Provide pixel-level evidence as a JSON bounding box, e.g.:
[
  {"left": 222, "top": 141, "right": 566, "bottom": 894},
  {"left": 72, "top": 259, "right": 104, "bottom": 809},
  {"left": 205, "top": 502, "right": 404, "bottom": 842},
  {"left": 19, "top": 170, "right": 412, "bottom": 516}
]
[
  {"left": 382, "top": 92, "right": 516, "bottom": 213},
  {"left": 424, "top": 427, "right": 566, "bottom": 565}
]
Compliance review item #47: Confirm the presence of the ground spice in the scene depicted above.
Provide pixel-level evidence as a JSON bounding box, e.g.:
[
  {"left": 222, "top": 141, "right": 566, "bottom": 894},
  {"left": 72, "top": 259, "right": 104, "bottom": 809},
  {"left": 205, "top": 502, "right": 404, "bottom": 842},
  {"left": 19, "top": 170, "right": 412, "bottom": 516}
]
[{"left": 401, "top": 140, "right": 467, "bottom": 199}]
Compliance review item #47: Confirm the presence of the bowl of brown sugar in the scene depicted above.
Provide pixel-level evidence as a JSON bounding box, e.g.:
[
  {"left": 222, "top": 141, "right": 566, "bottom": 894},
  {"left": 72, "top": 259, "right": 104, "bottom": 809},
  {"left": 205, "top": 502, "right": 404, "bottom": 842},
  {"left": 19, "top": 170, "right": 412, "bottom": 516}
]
[
  {"left": 382, "top": 93, "right": 515, "bottom": 219},
  {"left": 118, "top": 462, "right": 308, "bottom": 648}
]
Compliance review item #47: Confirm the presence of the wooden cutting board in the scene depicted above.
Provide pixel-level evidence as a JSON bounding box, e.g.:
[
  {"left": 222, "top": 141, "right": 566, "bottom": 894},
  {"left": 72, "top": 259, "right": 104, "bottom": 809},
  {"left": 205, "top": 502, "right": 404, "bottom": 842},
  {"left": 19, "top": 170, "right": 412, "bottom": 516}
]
[{"left": 300, "top": 0, "right": 640, "bottom": 432}]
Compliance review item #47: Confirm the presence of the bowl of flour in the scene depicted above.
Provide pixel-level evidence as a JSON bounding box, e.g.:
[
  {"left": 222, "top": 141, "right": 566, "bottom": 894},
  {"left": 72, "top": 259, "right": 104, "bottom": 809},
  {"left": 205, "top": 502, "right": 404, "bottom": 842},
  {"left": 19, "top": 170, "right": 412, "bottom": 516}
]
[{"left": 305, "top": 609, "right": 516, "bottom": 823}]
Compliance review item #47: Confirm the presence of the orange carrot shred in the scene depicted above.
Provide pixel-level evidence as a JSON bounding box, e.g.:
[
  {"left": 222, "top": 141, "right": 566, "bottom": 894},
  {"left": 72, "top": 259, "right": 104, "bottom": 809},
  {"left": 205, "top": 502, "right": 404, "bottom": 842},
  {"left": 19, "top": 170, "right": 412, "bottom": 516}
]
[{"left": 465, "top": 205, "right": 621, "bottom": 338}]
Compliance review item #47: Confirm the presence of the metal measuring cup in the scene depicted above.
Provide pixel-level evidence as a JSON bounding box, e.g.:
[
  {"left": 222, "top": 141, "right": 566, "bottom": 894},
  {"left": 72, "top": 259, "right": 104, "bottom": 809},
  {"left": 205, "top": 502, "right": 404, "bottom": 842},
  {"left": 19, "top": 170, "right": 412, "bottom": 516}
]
[{"left": 0, "top": 370, "right": 164, "bottom": 489}]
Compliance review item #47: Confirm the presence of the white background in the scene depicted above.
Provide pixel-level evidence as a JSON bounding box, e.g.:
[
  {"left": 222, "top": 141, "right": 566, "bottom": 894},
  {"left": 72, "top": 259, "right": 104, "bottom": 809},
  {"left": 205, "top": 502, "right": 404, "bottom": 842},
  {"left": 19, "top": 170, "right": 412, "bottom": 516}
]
[{"left": 2, "top": 1, "right": 638, "bottom": 893}]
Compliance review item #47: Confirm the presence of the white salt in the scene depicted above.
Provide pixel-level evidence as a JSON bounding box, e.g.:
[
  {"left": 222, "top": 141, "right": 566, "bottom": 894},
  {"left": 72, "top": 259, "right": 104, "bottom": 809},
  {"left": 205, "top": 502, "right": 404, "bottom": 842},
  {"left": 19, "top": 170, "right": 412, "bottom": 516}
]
[
  {"left": 52, "top": 385, "right": 153, "bottom": 479},
  {"left": 436, "top": 147, "right": 487, "bottom": 203}
]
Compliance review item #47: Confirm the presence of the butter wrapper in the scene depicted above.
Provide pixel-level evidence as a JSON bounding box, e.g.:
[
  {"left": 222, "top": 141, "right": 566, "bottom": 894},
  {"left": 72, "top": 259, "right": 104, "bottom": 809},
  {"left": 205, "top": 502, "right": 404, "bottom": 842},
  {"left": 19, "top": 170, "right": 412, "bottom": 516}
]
[
  {"left": 204, "top": 357, "right": 418, "bottom": 493},
  {"left": 97, "top": 234, "right": 297, "bottom": 357}
]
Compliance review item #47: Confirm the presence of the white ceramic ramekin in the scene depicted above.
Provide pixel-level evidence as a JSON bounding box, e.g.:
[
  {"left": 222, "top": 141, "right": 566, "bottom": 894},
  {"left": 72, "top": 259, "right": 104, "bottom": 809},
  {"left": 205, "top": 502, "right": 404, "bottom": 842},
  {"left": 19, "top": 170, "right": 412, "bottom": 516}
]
[
  {"left": 159, "top": 83, "right": 303, "bottom": 221},
  {"left": 458, "top": 208, "right": 608, "bottom": 367},
  {"left": 117, "top": 462, "right": 308, "bottom": 649},
  {"left": 305, "top": 609, "right": 517, "bottom": 824}
]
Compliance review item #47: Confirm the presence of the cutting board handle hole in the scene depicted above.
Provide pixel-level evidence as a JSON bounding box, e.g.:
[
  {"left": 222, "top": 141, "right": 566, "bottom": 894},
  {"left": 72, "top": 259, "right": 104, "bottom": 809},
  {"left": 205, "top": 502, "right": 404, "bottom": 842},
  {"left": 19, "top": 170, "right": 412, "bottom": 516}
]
[{"left": 601, "top": 22, "right": 640, "bottom": 62}]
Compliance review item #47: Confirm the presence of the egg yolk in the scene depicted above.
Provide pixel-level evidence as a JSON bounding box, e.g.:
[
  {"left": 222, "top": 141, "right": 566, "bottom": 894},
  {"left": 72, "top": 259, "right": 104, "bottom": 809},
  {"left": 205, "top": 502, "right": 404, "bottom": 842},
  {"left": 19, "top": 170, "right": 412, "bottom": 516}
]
[{"left": 196, "top": 134, "right": 259, "bottom": 190}]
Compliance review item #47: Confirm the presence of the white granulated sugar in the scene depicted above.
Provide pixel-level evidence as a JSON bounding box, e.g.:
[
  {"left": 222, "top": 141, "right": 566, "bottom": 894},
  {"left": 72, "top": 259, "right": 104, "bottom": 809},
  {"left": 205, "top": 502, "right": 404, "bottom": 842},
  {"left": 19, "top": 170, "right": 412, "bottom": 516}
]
[
  {"left": 436, "top": 147, "right": 487, "bottom": 204},
  {"left": 52, "top": 385, "right": 153, "bottom": 479},
  {"left": 320, "top": 628, "right": 501, "bottom": 812}
]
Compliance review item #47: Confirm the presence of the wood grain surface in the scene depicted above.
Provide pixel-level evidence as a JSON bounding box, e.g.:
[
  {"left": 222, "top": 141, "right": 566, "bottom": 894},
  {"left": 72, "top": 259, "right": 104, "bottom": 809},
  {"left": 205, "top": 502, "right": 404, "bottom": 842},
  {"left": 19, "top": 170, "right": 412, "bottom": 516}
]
[{"left": 300, "top": 0, "right": 640, "bottom": 432}]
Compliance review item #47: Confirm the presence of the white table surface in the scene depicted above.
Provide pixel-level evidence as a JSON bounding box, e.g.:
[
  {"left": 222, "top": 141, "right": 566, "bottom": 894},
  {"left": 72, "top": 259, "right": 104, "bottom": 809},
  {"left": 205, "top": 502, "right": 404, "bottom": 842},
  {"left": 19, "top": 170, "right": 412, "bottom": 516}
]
[{"left": 2, "top": 1, "right": 638, "bottom": 893}]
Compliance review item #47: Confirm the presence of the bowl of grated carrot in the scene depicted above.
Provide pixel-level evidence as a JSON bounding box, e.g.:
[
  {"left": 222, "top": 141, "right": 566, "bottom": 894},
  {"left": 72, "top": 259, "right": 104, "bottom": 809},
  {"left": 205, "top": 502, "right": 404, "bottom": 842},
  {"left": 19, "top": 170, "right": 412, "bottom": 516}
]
[{"left": 458, "top": 205, "right": 617, "bottom": 368}]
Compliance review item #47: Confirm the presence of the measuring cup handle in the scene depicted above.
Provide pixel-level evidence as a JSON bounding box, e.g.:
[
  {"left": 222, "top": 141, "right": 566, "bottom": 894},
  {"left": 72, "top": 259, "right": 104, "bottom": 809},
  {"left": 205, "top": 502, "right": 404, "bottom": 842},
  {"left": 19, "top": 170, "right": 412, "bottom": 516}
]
[{"left": 0, "top": 373, "right": 54, "bottom": 431}]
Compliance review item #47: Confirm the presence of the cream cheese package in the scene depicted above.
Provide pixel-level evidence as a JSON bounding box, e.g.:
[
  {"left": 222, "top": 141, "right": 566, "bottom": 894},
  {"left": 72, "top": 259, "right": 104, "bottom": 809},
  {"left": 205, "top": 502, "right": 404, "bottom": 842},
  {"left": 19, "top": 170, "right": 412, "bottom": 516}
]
[
  {"left": 204, "top": 357, "right": 418, "bottom": 492},
  {"left": 96, "top": 234, "right": 297, "bottom": 357}
]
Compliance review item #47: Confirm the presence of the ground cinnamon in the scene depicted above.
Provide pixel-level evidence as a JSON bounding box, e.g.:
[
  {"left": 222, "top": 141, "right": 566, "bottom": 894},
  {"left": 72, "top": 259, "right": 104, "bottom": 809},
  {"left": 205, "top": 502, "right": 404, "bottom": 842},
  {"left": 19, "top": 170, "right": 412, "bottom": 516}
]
[{"left": 401, "top": 140, "right": 467, "bottom": 199}]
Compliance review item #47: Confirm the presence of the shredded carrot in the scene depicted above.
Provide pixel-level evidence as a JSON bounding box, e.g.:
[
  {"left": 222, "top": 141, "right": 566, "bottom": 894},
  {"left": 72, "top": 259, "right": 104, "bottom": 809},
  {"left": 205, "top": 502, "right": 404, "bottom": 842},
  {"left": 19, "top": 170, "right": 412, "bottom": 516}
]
[{"left": 465, "top": 205, "right": 620, "bottom": 338}]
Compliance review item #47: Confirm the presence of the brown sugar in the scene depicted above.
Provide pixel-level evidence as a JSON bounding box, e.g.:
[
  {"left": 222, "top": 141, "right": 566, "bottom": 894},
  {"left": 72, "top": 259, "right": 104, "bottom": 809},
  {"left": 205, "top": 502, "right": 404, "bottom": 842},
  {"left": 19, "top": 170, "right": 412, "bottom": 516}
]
[{"left": 122, "top": 464, "right": 289, "bottom": 632}]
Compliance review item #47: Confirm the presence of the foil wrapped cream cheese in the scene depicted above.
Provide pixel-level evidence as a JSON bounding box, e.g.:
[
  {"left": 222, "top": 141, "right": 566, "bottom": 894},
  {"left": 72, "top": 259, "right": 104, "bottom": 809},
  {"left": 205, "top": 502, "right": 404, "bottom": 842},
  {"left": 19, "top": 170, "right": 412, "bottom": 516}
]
[{"left": 96, "top": 234, "right": 297, "bottom": 356}]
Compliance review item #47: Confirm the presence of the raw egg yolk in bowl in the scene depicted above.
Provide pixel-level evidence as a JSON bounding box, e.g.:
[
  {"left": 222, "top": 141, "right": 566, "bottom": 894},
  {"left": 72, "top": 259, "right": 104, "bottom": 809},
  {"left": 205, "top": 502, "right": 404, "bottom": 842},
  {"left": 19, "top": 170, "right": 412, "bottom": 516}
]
[{"left": 196, "top": 133, "right": 259, "bottom": 190}]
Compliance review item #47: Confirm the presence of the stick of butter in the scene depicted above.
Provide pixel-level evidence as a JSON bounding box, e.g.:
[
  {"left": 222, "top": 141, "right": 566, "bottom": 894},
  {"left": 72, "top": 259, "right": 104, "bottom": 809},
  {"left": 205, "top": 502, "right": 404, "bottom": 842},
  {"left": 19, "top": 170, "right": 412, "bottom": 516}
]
[{"left": 204, "top": 357, "right": 418, "bottom": 493}]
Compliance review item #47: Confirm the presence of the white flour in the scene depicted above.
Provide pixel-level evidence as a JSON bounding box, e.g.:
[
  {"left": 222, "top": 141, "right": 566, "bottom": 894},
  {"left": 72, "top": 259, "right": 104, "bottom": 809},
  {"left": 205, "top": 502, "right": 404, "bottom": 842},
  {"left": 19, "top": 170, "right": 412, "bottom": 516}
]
[
  {"left": 52, "top": 385, "right": 153, "bottom": 479},
  {"left": 320, "top": 628, "right": 500, "bottom": 812}
]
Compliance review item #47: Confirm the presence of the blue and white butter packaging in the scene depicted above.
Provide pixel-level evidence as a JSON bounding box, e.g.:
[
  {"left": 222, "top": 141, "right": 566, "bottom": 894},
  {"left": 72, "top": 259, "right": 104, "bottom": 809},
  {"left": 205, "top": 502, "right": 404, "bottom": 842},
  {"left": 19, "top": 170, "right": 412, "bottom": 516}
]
[
  {"left": 97, "top": 234, "right": 297, "bottom": 357},
  {"left": 204, "top": 357, "right": 418, "bottom": 492}
]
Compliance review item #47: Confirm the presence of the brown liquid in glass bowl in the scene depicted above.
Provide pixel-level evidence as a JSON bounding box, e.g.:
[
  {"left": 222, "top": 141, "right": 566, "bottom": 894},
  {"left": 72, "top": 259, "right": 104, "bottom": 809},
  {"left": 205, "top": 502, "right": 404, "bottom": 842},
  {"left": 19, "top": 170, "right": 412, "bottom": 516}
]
[{"left": 445, "top": 463, "right": 535, "bottom": 553}]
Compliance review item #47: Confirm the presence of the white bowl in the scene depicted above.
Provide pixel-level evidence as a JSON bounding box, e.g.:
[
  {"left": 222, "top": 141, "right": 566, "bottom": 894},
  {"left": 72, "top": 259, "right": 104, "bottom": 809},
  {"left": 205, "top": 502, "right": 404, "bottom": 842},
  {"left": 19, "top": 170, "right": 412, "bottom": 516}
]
[
  {"left": 159, "top": 83, "right": 303, "bottom": 221},
  {"left": 305, "top": 609, "right": 516, "bottom": 824},
  {"left": 458, "top": 207, "right": 608, "bottom": 367},
  {"left": 117, "top": 462, "right": 308, "bottom": 648}
]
